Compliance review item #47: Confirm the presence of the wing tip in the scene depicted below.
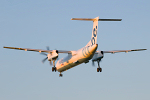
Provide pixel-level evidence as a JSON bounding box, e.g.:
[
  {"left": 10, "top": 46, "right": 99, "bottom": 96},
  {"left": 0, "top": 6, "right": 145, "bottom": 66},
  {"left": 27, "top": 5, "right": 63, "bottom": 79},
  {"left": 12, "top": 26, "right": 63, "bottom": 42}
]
[
  {"left": 3, "top": 46, "right": 8, "bottom": 48},
  {"left": 132, "top": 49, "right": 147, "bottom": 51}
]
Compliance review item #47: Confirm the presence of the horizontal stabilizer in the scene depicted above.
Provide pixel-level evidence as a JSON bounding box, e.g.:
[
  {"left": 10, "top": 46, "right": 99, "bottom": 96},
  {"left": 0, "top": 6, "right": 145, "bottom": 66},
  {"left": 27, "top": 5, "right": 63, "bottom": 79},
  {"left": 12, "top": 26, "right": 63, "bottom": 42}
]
[
  {"left": 99, "top": 49, "right": 147, "bottom": 54},
  {"left": 71, "top": 18, "right": 122, "bottom": 21},
  {"left": 98, "top": 19, "right": 122, "bottom": 21},
  {"left": 71, "top": 18, "right": 97, "bottom": 21}
]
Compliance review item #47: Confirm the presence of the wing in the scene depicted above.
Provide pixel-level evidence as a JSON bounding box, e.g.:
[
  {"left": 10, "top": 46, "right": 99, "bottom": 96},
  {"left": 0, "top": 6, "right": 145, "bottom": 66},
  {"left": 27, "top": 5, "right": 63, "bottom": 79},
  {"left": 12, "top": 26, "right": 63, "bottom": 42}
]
[
  {"left": 99, "top": 49, "right": 147, "bottom": 54},
  {"left": 3, "top": 46, "right": 72, "bottom": 53}
]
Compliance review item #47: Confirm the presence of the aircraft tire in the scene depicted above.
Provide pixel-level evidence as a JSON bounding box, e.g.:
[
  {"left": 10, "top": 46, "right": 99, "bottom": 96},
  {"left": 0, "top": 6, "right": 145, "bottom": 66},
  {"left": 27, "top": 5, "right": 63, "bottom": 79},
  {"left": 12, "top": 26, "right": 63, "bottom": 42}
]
[
  {"left": 100, "top": 68, "right": 102, "bottom": 72},
  {"left": 59, "top": 74, "right": 63, "bottom": 77},
  {"left": 54, "top": 67, "right": 56, "bottom": 72},
  {"left": 97, "top": 68, "right": 99, "bottom": 72},
  {"left": 52, "top": 67, "right": 54, "bottom": 72}
]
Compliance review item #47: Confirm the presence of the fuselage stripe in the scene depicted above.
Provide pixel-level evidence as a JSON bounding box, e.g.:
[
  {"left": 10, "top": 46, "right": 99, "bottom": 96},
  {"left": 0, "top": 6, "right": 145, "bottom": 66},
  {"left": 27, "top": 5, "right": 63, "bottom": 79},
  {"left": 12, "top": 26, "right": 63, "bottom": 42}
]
[{"left": 82, "top": 48, "right": 86, "bottom": 57}]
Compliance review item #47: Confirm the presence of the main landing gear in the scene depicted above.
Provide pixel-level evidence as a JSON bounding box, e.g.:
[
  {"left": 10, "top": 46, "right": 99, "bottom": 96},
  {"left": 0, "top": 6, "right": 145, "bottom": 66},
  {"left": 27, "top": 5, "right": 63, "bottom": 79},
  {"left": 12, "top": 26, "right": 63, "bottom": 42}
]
[
  {"left": 97, "top": 60, "right": 102, "bottom": 72},
  {"left": 52, "top": 60, "right": 57, "bottom": 72},
  {"left": 50, "top": 60, "right": 63, "bottom": 77},
  {"left": 59, "top": 72, "right": 63, "bottom": 77},
  {"left": 52, "top": 67, "right": 57, "bottom": 72}
]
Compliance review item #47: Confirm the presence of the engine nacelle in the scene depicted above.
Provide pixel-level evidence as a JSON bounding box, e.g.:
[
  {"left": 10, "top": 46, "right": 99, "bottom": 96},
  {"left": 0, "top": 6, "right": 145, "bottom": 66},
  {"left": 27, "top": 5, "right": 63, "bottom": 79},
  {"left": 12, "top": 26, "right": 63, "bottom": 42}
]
[
  {"left": 92, "top": 51, "right": 104, "bottom": 61},
  {"left": 48, "top": 50, "right": 58, "bottom": 61}
]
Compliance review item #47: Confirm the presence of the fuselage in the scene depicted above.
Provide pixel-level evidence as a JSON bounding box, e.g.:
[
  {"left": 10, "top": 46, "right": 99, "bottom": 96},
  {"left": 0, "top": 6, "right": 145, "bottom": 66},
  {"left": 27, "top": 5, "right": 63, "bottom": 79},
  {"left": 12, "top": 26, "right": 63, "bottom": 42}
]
[{"left": 56, "top": 44, "right": 98, "bottom": 72}]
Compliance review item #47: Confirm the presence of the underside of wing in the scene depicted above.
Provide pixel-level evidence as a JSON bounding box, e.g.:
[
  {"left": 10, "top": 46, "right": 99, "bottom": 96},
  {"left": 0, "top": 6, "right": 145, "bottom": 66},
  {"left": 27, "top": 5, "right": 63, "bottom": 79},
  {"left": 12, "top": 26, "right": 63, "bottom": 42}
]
[
  {"left": 3, "top": 46, "right": 72, "bottom": 53},
  {"left": 99, "top": 49, "right": 147, "bottom": 54}
]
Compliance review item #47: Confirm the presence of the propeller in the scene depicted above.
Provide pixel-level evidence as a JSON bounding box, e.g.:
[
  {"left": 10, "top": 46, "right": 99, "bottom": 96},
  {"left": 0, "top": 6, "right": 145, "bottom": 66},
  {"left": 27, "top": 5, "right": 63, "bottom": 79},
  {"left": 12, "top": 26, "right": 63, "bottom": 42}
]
[
  {"left": 42, "top": 57, "right": 48, "bottom": 63},
  {"left": 41, "top": 52, "right": 47, "bottom": 56},
  {"left": 50, "top": 61, "right": 52, "bottom": 65},
  {"left": 46, "top": 46, "right": 50, "bottom": 50},
  {"left": 41, "top": 46, "right": 59, "bottom": 66},
  {"left": 41, "top": 46, "right": 54, "bottom": 66},
  {"left": 41, "top": 46, "right": 49, "bottom": 64},
  {"left": 92, "top": 61, "right": 95, "bottom": 66}
]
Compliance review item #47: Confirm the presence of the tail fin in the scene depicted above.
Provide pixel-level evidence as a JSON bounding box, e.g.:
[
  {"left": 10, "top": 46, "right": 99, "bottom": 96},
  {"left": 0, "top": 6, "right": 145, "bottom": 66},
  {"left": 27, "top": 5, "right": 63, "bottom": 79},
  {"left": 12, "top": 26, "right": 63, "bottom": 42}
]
[
  {"left": 71, "top": 17, "right": 122, "bottom": 47},
  {"left": 85, "top": 16, "right": 99, "bottom": 47}
]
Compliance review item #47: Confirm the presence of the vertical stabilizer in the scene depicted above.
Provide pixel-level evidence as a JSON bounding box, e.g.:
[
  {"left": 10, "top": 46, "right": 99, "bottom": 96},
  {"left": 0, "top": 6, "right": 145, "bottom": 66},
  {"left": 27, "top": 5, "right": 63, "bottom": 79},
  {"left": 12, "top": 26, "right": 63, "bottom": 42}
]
[
  {"left": 71, "top": 16, "right": 99, "bottom": 47},
  {"left": 85, "top": 16, "right": 99, "bottom": 47},
  {"left": 71, "top": 17, "right": 122, "bottom": 47}
]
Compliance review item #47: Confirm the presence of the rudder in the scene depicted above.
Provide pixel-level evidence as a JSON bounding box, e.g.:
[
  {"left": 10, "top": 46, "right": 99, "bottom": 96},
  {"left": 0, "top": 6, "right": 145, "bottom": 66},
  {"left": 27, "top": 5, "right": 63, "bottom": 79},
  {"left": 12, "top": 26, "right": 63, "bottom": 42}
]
[
  {"left": 71, "top": 16, "right": 122, "bottom": 47},
  {"left": 85, "top": 16, "right": 99, "bottom": 47}
]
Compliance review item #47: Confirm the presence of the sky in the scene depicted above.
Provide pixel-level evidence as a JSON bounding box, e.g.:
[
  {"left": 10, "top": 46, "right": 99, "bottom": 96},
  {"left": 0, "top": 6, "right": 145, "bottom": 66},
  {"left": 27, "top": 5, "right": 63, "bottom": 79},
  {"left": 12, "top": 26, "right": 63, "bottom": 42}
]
[{"left": 0, "top": 0, "right": 149, "bottom": 100}]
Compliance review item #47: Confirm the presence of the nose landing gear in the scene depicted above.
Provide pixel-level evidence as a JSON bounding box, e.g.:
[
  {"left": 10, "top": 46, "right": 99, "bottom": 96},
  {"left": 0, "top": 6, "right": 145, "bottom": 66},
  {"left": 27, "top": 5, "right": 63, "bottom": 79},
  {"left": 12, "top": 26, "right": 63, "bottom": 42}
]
[
  {"left": 52, "top": 67, "right": 57, "bottom": 72},
  {"left": 52, "top": 60, "right": 57, "bottom": 72},
  {"left": 59, "top": 72, "right": 63, "bottom": 77}
]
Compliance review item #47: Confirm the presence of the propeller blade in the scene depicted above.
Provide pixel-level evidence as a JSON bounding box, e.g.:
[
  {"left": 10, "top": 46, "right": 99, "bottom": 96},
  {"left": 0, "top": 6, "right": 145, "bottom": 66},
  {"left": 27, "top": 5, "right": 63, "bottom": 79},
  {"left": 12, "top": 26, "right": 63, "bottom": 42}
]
[
  {"left": 50, "top": 61, "right": 52, "bottom": 66},
  {"left": 42, "top": 57, "right": 48, "bottom": 63},
  {"left": 92, "top": 61, "right": 95, "bottom": 66},
  {"left": 46, "top": 46, "right": 50, "bottom": 50},
  {"left": 40, "top": 52, "right": 47, "bottom": 56}
]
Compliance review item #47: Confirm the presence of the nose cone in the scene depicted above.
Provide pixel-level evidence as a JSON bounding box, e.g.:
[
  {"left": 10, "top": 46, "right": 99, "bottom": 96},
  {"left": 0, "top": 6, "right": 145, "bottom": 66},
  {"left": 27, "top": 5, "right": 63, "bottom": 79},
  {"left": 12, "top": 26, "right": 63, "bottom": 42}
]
[{"left": 89, "top": 44, "right": 98, "bottom": 53}]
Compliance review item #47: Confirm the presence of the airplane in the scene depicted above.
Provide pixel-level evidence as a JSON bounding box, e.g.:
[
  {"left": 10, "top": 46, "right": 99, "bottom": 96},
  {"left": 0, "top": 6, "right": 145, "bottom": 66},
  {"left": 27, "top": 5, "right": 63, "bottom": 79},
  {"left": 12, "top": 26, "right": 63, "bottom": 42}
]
[{"left": 3, "top": 16, "right": 147, "bottom": 77}]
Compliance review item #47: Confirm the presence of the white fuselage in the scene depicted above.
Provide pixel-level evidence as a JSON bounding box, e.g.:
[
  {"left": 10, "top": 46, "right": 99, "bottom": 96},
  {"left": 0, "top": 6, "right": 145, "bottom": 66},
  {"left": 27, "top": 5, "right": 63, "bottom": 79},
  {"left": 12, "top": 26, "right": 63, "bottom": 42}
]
[{"left": 56, "top": 44, "right": 98, "bottom": 72}]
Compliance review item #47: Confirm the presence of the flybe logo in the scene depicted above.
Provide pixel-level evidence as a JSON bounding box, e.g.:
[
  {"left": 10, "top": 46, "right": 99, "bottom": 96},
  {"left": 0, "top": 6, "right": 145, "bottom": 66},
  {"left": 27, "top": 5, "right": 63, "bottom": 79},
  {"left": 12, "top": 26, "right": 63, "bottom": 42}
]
[
  {"left": 82, "top": 46, "right": 90, "bottom": 57},
  {"left": 91, "top": 26, "right": 97, "bottom": 45}
]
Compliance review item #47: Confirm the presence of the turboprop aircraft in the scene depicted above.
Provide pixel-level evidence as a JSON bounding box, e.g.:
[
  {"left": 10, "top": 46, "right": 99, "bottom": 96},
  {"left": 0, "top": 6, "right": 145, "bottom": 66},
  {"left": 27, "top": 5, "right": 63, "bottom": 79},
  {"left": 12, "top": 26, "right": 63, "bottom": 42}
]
[{"left": 3, "top": 16, "right": 147, "bottom": 77}]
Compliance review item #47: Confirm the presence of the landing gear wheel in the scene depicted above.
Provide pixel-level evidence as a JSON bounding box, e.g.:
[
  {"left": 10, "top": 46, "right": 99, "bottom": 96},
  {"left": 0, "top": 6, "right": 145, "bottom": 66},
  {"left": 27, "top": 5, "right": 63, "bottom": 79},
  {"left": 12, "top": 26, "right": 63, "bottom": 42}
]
[
  {"left": 54, "top": 67, "right": 57, "bottom": 72},
  {"left": 100, "top": 68, "right": 102, "bottom": 72},
  {"left": 97, "top": 68, "right": 99, "bottom": 72},
  {"left": 59, "top": 74, "right": 63, "bottom": 77},
  {"left": 52, "top": 67, "right": 54, "bottom": 72},
  {"left": 52, "top": 67, "right": 57, "bottom": 72},
  {"left": 97, "top": 68, "right": 102, "bottom": 72}
]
